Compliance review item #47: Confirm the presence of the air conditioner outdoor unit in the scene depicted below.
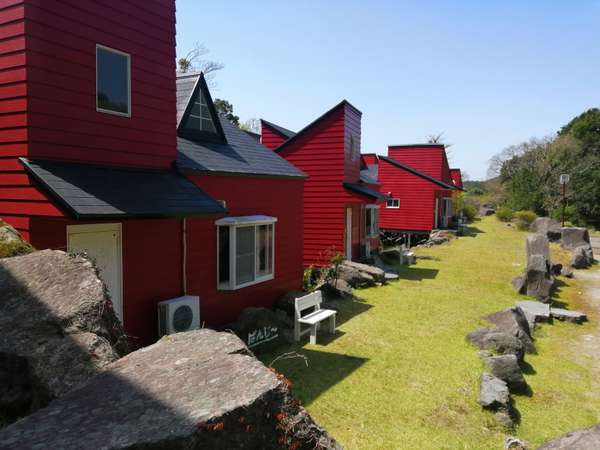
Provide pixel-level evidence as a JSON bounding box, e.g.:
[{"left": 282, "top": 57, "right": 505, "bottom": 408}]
[{"left": 157, "top": 295, "right": 200, "bottom": 336}]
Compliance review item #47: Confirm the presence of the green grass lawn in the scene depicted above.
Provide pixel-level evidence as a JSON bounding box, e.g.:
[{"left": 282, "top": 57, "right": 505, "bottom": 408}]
[{"left": 261, "top": 216, "right": 600, "bottom": 449}]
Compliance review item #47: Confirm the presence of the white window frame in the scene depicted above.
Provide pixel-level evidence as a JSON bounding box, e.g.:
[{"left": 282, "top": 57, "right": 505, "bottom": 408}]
[
  {"left": 386, "top": 198, "right": 400, "bottom": 209},
  {"left": 96, "top": 44, "right": 131, "bottom": 118},
  {"left": 216, "top": 216, "right": 277, "bottom": 290},
  {"left": 366, "top": 204, "right": 380, "bottom": 237}
]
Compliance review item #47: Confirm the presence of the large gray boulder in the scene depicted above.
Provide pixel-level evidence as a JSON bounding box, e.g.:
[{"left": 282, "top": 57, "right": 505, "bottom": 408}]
[
  {"left": 550, "top": 308, "right": 587, "bottom": 324},
  {"left": 561, "top": 227, "right": 591, "bottom": 250},
  {"left": 232, "top": 307, "right": 287, "bottom": 353},
  {"left": 526, "top": 234, "right": 550, "bottom": 262},
  {"left": 467, "top": 328, "right": 525, "bottom": 363},
  {"left": 484, "top": 354, "right": 529, "bottom": 394},
  {"left": 0, "top": 250, "right": 128, "bottom": 426},
  {"left": 538, "top": 424, "right": 600, "bottom": 449},
  {"left": 525, "top": 255, "right": 554, "bottom": 303},
  {"left": 571, "top": 245, "right": 594, "bottom": 269},
  {"left": 478, "top": 373, "right": 510, "bottom": 410},
  {"left": 516, "top": 301, "right": 551, "bottom": 325},
  {"left": 0, "top": 330, "right": 340, "bottom": 450},
  {"left": 486, "top": 308, "right": 535, "bottom": 354},
  {"left": 337, "top": 260, "right": 385, "bottom": 288},
  {"left": 530, "top": 217, "right": 562, "bottom": 241}
]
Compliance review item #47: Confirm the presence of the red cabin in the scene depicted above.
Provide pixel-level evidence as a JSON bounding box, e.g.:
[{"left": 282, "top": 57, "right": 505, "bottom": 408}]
[
  {"left": 0, "top": 0, "right": 305, "bottom": 346},
  {"left": 261, "top": 102, "right": 387, "bottom": 267},
  {"left": 369, "top": 144, "right": 461, "bottom": 234}
]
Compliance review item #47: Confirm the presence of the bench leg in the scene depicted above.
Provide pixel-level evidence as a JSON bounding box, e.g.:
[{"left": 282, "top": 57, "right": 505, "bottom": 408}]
[
  {"left": 329, "top": 315, "right": 336, "bottom": 334},
  {"left": 309, "top": 324, "right": 317, "bottom": 345}
]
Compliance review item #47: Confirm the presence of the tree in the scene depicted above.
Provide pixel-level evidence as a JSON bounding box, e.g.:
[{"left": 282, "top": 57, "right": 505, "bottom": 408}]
[
  {"left": 240, "top": 118, "right": 260, "bottom": 134},
  {"left": 177, "top": 43, "right": 224, "bottom": 85},
  {"left": 559, "top": 108, "right": 600, "bottom": 148},
  {"left": 213, "top": 99, "right": 239, "bottom": 126}
]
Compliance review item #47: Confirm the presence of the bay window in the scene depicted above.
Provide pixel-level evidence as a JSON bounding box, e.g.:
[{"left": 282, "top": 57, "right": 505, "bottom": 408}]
[{"left": 216, "top": 216, "right": 276, "bottom": 289}]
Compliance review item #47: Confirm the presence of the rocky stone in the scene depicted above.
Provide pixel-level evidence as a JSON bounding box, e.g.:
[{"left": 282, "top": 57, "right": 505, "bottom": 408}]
[
  {"left": 484, "top": 354, "right": 529, "bottom": 394},
  {"left": 275, "top": 290, "right": 306, "bottom": 317},
  {"left": 525, "top": 255, "right": 554, "bottom": 303},
  {"left": 232, "top": 307, "right": 286, "bottom": 353},
  {"left": 486, "top": 308, "right": 535, "bottom": 354},
  {"left": 467, "top": 328, "right": 524, "bottom": 362},
  {"left": 324, "top": 278, "right": 353, "bottom": 298},
  {"left": 561, "top": 227, "right": 591, "bottom": 250},
  {"left": 0, "top": 329, "right": 340, "bottom": 450},
  {"left": 0, "top": 250, "right": 128, "bottom": 426},
  {"left": 550, "top": 308, "right": 587, "bottom": 324},
  {"left": 530, "top": 217, "right": 562, "bottom": 242},
  {"left": 538, "top": 424, "right": 600, "bottom": 449},
  {"left": 550, "top": 262, "right": 563, "bottom": 276},
  {"left": 337, "top": 261, "right": 384, "bottom": 288},
  {"left": 516, "top": 301, "right": 551, "bottom": 324},
  {"left": 512, "top": 275, "right": 527, "bottom": 294},
  {"left": 478, "top": 373, "right": 510, "bottom": 410},
  {"left": 560, "top": 267, "right": 574, "bottom": 278},
  {"left": 495, "top": 410, "right": 515, "bottom": 428},
  {"left": 480, "top": 206, "right": 496, "bottom": 216},
  {"left": 505, "top": 436, "right": 528, "bottom": 449},
  {"left": 571, "top": 245, "right": 594, "bottom": 269},
  {"left": 526, "top": 234, "right": 550, "bottom": 262},
  {"left": 0, "top": 223, "right": 21, "bottom": 243}
]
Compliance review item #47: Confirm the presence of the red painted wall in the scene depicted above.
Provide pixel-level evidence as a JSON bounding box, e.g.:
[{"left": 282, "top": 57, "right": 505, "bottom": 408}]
[
  {"left": 0, "top": 0, "right": 177, "bottom": 236},
  {"left": 29, "top": 216, "right": 184, "bottom": 347},
  {"left": 260, "top": 121, "right": 288, "bottom": 150},
  {"left": 185, "top": 174, "right": 304, "bottom": 325},
  {"left": 388, "top": 145, "right": 453, "bottom": 184},
  {"left": 378, "top": 158, "right": 437, "bottom": 232},
  {"left": 451, "top": 169, "right": 463, "bottom": 189}
]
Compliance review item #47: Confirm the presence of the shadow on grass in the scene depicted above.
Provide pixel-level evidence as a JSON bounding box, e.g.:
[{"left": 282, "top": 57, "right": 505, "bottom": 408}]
[
  {"left": 269, "top": 348, "right": 369, "bottom": 406},
  {"left": 462, "top": 225, "right": 486, "bottom": 237},
  {"left": 396, "top": 265, "right": 439, "bottom": 281}
]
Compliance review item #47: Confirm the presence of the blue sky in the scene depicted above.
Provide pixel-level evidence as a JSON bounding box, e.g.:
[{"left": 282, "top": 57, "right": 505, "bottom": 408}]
[{"left": 176, "top": 0, "right": 600, "bottom": 180}]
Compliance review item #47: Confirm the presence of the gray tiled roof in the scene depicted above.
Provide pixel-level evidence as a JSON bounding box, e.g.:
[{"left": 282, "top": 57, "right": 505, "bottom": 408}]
[
  {"left": 175, "top": 74, "right": 305, "bottom": 178},
  {"left": 21, "top": 158, "right": 226, "bottom": 219},
  {"left": 261, "top": 119, "right": 296, "bottom": 139}
]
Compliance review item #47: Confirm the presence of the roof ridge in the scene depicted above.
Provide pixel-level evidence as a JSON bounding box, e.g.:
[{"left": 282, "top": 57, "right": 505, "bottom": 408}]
[{"left": 378, "top": 155, "right": 459, "bottom": 191}]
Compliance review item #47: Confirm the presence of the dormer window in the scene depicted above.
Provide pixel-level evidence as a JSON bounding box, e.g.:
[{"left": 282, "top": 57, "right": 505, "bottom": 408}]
[
  {"left": 184, "top": 89, "right": 216, "bottom": 133},
  {"left": 96, "top": 45, "right": 131, "bottom": 117}
]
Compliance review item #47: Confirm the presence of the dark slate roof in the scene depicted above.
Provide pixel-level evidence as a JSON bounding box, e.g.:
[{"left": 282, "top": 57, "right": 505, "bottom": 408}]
[
  {"left": 176, "top": 74, "right": 305, "bottom": 178},
  {"left": 21, "top": 158, "right": 226, "bottom": 220},
  {"left": 260, "top": 119, "right": 296, "bottom": 139},
  {"left": 343, "top": 183, "right": 388, "bottom": 201},
  {"left": 176, "top": 73, "right": 199, "bottom": 126},
  {"left": 378, "top": 155, "right": 460, "bottom": 191}
]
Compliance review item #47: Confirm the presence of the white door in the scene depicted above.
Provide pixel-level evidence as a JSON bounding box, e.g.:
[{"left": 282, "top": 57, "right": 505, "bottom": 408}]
[
  {"left": 67, "top": 224, "right": 123, "bottom": 322},
  {"left": 345, "top": 207, "right": 352, "bottom": 260},
  {"left": 434, "top": 198, "right": 439, "bottom": 229}
]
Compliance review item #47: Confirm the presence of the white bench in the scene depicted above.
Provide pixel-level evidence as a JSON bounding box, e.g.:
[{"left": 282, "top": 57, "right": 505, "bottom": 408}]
[{"left": 294, "top": 291, "right": 337, "bottom": 345}]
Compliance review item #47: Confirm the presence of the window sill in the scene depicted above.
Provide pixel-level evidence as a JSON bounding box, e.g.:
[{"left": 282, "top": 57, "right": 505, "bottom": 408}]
[{"left": 218, "top": 274, "right": 274, "bottom": 291}]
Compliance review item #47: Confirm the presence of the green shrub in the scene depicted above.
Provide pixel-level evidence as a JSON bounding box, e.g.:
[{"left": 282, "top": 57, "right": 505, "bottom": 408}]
[
  {"left": 462, "top": 204, "right": 478, "bottom": 222},
  {"left": 469, "top": 187, "right": 485, "bottom": 196},
  {"left": 514, "top": 210, "right": 538, "bottom": 230},
  {"left": 0, "top": 240, "right": 33, "bottom": 258},
  {"left": 496, "top": 206, "right": 514, "bottom": 222}
]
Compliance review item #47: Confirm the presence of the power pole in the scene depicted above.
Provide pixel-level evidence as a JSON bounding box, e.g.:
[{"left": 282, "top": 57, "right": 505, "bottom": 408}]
[{"left": 559, "top": 174, "right": 570, "bottom": 227}]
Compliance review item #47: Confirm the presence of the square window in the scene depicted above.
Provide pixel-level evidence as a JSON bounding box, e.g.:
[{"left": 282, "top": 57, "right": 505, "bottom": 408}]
[
  {"left": 386, "top": 199, "right": 400, "bottom": 209},
  {"left": 97, "top": 45, "right": 131, "bottom": 117},
  {"left": 217, "top": 217, "right": 276, "bottom": 290}
]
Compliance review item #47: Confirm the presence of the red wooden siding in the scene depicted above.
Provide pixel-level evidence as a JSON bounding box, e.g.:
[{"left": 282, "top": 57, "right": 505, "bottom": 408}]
[
  {"left": 28, "top": 216, "right": 184, "bottom": 347},
  {"left": 260, "top": 121, "right": 288, "bottom": 150},
  {"left": 388, "top": 145, "right": 453, "bottom": 183},
  {"left": 378, "top": 157, "right": 437, "bottom": 232},
  {"left": 278, "top": 106, "right": 347, "bottom": 266},
  {"left": 185, "top": 174, "right": 304, "bottom": 325},
  {"left": 24, "top": 0, "right": 177, "bottom": 169},
  {"left": 450, "top": 168, "right": 463, "bottom": 189}
]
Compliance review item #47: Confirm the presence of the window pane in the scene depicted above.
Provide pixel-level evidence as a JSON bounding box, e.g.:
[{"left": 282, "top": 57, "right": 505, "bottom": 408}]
[
  {"left": 201, "top": 118, "right": 216, "bottom": 132},
  {"left": 236, "top": 226, "right": 255, "bottom": 285},
  {"left": 366, "top": 209, "right": 372, "bottom": 231},
  {"left": 218, "top": 226, "right": 230, "bottom": 285},
  {"left": 189, "top": 101, "right": 201, "bottom": 116},
  {"left": 97, "top": 47, "right": 129, "bottom": 115},
  {"left": 184, "top": 115, "right": 200, "bottom": 130},
  {"left": 257, "top": 224, "right": 273, "bottom": 277}
]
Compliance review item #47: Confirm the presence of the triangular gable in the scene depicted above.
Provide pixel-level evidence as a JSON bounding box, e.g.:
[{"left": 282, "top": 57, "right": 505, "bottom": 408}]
[
  {"left": 275, "top": 100, "right": 359, "bottom": 154},
  {"left": 177, "top": 73, "right": 226, "bottom": 144},
  {"left": 379, "top": 155, "right": 458, "bottom": 191},
  {"left": 260, "top": 119, "right": 296, "bottom": 140}
]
